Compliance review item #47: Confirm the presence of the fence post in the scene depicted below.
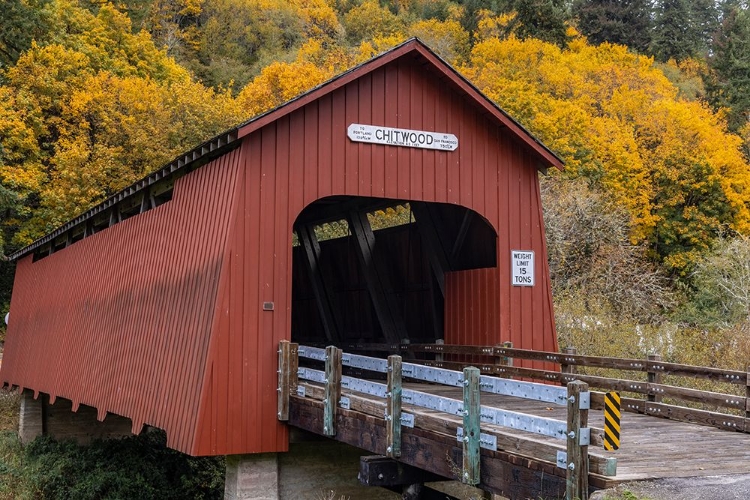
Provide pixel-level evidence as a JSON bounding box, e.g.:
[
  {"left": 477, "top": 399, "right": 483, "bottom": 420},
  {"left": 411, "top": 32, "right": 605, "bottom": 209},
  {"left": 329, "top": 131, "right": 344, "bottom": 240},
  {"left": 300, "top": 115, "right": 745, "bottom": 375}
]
[
  {"left": 324, "top": 345, "right": 342, "bottom": 437},
  {"left": 566, "top": 380, "right": 589, "bottom": 500},
  {"left": 648, "top": 354, "right": 663, "bottom": 403},
  {"left": 435, "top": 338, "right": 444, "bottom": 363},
  {"left": 386, "top": 354, "right": 402, "bottom": 458},
  {"left": 562, "top": 347, "right": 577, "bottom": 376},
  {"left": 462, "top": 367, "right": 481, "bottom": 486},
  {"left": 746, "top": 365, "right": 750, "bottom": 420}
]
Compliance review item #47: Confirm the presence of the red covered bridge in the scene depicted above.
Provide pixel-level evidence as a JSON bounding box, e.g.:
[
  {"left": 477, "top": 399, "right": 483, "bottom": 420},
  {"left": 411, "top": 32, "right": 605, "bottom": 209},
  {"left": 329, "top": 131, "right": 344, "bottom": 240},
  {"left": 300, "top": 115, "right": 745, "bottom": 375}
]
[{"left": 2, "top": 38, "right": 564, "bottom": 496}]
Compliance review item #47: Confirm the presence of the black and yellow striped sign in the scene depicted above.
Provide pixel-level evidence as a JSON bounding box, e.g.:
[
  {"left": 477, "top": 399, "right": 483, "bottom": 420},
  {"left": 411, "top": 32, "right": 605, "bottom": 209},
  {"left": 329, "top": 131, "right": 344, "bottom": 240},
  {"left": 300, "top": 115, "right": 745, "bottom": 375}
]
[{"left": 604, "top": 391, "right": 621, "bottom": 451}]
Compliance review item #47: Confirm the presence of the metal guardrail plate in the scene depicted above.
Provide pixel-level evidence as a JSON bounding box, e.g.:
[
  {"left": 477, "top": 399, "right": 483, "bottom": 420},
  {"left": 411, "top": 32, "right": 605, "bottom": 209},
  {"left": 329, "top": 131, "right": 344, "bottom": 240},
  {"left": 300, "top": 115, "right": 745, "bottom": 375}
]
[
  {"left": 298, "top": 367, "right": 326, "bottom": 383},
  {"left": 342, "top": 376, "right": 388, "bottom": 398},
  {"left": 401, "top": 413, "right": 415, "bottom": 428},
  {"left": 298, "top": 346, "right": 326, "bottom": 361},
  {"left": 342, "top": 353, "right": 388, "bottom": 373},
  {"left": 480, "top": 375, "right": 568, "bottom": 406},
  {"left": 457, "top": 427, "right": 498, "bottom": 451},
  {"left": 402, "top": 363, "right": 464, "bottom": 387}
]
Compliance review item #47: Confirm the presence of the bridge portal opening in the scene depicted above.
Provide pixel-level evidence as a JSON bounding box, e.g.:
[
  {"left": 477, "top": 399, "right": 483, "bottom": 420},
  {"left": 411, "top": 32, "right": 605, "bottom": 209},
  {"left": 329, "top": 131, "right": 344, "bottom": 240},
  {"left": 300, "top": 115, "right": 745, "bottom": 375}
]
[{"left": 291, "top": 196, "right": 497, "bottom": 346}]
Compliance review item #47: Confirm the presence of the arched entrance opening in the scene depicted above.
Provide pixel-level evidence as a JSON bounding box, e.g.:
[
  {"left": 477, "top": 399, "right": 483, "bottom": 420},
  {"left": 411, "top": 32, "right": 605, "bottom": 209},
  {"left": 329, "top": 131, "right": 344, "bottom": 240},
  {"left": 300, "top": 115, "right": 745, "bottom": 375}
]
[{"left": 291, "top": 196, "right": 497, "bottom": 346}]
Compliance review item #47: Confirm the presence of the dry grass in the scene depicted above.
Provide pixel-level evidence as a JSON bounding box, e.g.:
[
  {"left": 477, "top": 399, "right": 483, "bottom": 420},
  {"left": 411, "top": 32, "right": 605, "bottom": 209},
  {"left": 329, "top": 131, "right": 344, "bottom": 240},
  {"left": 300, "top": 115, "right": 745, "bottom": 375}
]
[{"left": 0, "top": 389, "right": 19, "bottom": 433}]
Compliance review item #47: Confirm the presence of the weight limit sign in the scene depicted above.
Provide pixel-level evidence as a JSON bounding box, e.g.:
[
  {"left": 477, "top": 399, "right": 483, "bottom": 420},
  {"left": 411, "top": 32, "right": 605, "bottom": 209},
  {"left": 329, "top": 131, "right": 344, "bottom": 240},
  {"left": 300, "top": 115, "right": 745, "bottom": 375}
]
[{"left": 604, "top": 391, "right": 621, "bottom": 451}]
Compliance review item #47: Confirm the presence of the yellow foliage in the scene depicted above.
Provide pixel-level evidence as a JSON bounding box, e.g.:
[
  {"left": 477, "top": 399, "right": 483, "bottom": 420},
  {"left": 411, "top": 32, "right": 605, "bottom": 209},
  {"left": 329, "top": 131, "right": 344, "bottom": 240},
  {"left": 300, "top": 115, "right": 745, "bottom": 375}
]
[
  {"left": 236, "top": 59, "right": 333, "bottom": 119},
  {"left": 406, "top": 18, "right": 470, "bottom": 65},
  {"left": 291, "top": 0, "right": 344, "bottom": 42},
  {"left": 465, "top": 35, "right": 750, "bottom": 268},
  {"left": 343, "top": 0, "right": 403, "bottom": 42}
]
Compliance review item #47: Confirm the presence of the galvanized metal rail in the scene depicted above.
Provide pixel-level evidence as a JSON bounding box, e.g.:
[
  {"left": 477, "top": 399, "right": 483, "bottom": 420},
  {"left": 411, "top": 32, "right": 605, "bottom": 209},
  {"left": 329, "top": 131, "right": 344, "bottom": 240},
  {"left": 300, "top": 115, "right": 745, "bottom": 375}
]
[{"left": 278, "top": 341, "right": 614, "bottom": 500}]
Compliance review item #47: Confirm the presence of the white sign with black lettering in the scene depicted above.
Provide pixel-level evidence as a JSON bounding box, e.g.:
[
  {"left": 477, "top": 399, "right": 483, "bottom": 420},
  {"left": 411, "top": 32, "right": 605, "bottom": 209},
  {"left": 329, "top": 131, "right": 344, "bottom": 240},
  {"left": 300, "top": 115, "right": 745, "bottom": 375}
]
[
  {"left": 511, "top": 250, "right": 535, "bottom": 287},
  {"left": 347, "top": 123, "right": 458, "bottom": 151}
]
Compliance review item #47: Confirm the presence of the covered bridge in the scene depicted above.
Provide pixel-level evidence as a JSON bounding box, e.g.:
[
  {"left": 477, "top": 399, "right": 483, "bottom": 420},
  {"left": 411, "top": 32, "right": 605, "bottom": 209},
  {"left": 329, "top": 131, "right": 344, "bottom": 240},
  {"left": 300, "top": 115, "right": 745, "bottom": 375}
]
[{"left": 2, "top": 39, "right": 562, "bottom": 458}]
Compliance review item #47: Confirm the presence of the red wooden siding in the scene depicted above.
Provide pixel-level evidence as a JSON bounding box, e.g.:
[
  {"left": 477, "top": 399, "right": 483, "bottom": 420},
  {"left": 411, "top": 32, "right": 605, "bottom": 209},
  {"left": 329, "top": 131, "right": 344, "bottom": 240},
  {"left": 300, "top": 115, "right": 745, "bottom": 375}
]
[
  {"left": 2, "top": 149, "right": 242, "bottom": 453},
  {"left": 192, "top": 57, "right": 557, "bottom": 455}
]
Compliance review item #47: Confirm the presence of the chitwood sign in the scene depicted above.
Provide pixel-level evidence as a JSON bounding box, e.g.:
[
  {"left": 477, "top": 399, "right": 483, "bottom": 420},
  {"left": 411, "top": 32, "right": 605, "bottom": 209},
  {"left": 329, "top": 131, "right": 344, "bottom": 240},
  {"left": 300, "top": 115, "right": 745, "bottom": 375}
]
[{"left": 347, "top": 123, "right": 458, "bottom": 151}]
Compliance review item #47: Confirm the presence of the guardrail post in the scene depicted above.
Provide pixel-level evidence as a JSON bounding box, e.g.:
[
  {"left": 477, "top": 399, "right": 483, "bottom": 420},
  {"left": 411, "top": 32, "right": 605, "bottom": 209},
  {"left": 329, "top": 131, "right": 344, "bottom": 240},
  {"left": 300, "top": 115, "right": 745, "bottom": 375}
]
[
  {"left": 746, "top": 365, "right": 750, "bottom": 420},
  {"left": 324, "top": 345, "right": 342, "bottom": 437},
  {"left": 648, "top": 354, "right": 663, "bottom": 402},
  {"left": 386, "top": 354, "right": 402, "bottom": 458},
  {"left": 277, "top": 341, "right": 292, "bottom": 421},
  {"left": 435, "top": 338, "right": 444, "bottom": 363},
  {"left": 561, "top": 347, "right": 577, "bottom": 376},
  {"left": 462, "top": 367, "right": 481, "bottom": 486},
  {"left": 566, "top": 380, "right": 589, "bottom": 500}
]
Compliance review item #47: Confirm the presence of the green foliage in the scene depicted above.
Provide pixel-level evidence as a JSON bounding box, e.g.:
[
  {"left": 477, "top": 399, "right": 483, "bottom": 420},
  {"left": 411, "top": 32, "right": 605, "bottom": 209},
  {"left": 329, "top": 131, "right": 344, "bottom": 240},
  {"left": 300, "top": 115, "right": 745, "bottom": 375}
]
[
  {"left": 678, "top": 234, "right": 750, "bottom": 327},
  {"left": 0, "top": 0, "right": 52, "bottom": 70},
  {"left": 573, "top": 0, "right": 652, "bottom": 53},
  {"left": 706, "top": 5, "right": 750, "bottom": 133},
  {"left": 650, "top": 0, "right": 716, "bottom": 62},
  {"left": 508, "top": 0, "right": 572, "bottom": 47},
  {"left": 0, "top": 430, "right": 224, "bottom": 500}
]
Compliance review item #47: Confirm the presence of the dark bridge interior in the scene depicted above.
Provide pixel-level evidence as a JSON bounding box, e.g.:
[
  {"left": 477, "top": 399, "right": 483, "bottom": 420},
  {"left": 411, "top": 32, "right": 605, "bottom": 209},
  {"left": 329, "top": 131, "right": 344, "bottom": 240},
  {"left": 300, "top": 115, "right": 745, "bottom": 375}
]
[{"left": 291, "top": 196, "right": 497, "bottom": 346}]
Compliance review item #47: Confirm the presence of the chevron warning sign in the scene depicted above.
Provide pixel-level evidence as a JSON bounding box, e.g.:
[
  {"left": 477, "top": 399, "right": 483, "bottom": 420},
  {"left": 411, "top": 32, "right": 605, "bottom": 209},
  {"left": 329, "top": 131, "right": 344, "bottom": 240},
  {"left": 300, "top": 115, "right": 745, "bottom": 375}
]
[{"left": 604, "top": 391, "right": 621, "bottom": 451}]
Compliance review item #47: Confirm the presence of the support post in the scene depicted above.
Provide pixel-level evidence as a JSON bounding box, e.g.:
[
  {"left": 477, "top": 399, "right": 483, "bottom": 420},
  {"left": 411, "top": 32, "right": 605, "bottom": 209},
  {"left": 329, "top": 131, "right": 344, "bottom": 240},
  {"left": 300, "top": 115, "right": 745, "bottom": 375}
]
[
  {"left": 647, "top": 354, "right": 663, "bottom": 403},
  {"left": 566, "top": 381, "right": 589, "bottom": 500},
  {"left": 561, "top": 347, "right": 577, "bottom": 376},
  {"left": 386, "top": 355, "right": 402, "bottom": 458},
  {"left": 495, "top": 341, "right": 513, "bottom": 376},
  {"left": 277, "top": 341, "right": 292, "bottom": 421},
  {"left": 324, "top": 345, "right": 342, "bottom": 437},
  {"left": 746, "top": 365, "right": 750, "bottom": 420},
  {"left": 462, "top": 367, "right": 481, "bottom": 486},
  {"left": 434, "top": 338, "right": 444, "bottom": 363}
]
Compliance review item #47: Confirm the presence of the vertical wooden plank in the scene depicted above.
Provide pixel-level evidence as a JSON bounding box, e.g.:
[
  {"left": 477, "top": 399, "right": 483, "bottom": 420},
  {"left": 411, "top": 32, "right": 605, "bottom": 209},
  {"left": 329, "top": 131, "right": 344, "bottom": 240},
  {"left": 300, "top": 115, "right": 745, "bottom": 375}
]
[
  {"left": 358, "top": 74, "right": 373, "bottom": 197},
  {"left": 566, "top": 380, "right": 589, "bottom": 500},
  {"left": 324, "top": 345, "right": 342, "bottom": 437},
  {"left": 277, "top": 340, "right": 291, "bottom": 421},
  {"left": 331, "top": 88, "right": 347, "bottom": 195},
  {"left": 462, "top": 366, "right": 480, "bottom": 486},
  {"left": 386, "top": 354, "right": 402, "bottom": 458},
  {"left": 318, "top": 93, "right": 333, "bottom": 197}
]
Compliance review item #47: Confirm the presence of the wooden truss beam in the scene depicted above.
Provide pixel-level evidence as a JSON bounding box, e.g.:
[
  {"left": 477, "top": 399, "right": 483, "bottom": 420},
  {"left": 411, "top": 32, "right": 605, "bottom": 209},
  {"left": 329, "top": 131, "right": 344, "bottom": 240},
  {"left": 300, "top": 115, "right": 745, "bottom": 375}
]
[
  {"left": 295, "top": 224, "right": 342, "bottom": 343},
  {"left": 348, "top": 210, "right": 409, "bottom": 344}
]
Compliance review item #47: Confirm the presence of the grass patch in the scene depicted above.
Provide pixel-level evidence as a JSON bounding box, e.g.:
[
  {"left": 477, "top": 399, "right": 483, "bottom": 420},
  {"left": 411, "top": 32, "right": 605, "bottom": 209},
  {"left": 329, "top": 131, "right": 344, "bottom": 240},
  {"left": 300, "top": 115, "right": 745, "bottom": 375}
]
[{"left": 0, "top": 429, "right": 224, "bottom": 499}]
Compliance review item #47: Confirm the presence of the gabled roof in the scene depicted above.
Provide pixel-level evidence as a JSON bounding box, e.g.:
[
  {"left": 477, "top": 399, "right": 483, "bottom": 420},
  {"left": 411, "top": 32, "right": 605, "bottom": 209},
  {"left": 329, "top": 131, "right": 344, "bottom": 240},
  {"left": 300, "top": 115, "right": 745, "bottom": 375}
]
[{"left": 9, "top": 38, "right": 562, "bottom": 261}]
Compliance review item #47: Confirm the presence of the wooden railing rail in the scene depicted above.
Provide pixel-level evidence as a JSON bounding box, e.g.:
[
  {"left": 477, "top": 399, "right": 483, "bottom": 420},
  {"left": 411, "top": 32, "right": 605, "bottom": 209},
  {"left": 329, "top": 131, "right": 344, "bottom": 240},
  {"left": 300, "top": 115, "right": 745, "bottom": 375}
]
[
  {"left": 317, "top": 342, "right": 746, "bottom": 386},
  {"left": 315, "top": 342, "right": 750, "bottom": 434}
]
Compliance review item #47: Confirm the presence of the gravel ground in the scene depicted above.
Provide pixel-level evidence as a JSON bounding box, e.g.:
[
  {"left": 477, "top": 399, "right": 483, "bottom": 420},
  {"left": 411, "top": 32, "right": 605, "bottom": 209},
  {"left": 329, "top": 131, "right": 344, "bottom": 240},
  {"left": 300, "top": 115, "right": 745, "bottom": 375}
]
[{"left": 591, "top": 475, "right": 750, "bottom": 500}]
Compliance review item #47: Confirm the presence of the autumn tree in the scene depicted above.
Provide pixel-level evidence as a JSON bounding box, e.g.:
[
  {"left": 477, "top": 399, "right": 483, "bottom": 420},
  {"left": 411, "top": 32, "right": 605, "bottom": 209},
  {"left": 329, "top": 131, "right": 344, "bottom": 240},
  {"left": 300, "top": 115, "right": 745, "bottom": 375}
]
[
  {"left": 343, "top": 0, "right": 405, "bottom": 43},
  {"left": 464, "top": 33, "right": 750, "bottom": 274},
  {"left": 0, "top": 0, "right": 243, "bottom": 246}
]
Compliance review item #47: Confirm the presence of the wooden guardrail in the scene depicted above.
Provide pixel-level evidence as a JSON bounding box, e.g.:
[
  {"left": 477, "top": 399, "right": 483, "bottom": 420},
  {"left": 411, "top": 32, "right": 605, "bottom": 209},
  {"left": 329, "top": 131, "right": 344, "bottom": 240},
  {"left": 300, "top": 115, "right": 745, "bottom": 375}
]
[
  {"left": 323, "top": 342, "right": 750, "bottom": 434},
  {"left": 278, "top": 341, "right": 617, "bottom": 500}
]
